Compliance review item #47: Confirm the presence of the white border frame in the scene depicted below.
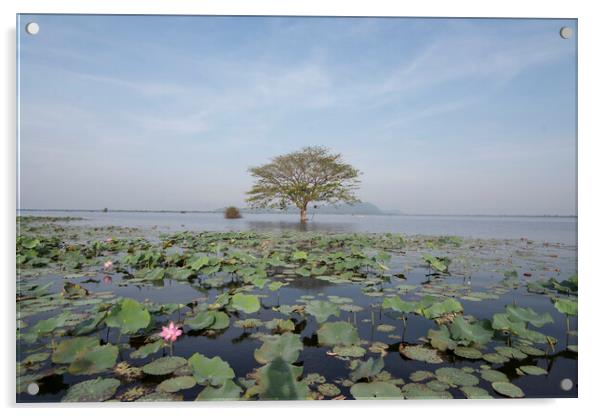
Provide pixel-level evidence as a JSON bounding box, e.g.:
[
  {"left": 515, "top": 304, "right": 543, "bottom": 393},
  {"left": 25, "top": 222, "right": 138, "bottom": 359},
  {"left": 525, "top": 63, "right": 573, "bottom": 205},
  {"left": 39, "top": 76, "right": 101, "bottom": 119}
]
[{"left": 3, "top": 1, "right": 600, "bottom": 415}]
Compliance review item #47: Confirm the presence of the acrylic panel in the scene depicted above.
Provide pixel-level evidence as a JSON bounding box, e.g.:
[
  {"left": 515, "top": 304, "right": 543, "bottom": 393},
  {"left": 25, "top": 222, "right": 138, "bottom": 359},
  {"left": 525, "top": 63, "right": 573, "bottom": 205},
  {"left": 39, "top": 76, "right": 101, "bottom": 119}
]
[{"left": 16, "top": 14, "right": 577, "bottom": 402}]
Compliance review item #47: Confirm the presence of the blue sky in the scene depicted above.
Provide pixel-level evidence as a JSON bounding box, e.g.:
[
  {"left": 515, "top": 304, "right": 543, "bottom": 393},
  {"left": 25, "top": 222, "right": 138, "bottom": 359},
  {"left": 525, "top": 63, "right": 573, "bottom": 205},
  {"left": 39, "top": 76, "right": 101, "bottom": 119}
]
[{"left": 18, "top": 15, "right": 577, "bottom": 215}]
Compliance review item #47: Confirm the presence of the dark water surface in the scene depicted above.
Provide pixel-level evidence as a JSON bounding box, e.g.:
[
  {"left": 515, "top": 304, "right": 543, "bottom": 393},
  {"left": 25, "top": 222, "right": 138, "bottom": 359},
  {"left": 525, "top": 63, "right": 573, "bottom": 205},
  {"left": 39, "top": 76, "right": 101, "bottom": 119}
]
[{"left": 16, "top": 216, "right": 578, "bottom": 402}]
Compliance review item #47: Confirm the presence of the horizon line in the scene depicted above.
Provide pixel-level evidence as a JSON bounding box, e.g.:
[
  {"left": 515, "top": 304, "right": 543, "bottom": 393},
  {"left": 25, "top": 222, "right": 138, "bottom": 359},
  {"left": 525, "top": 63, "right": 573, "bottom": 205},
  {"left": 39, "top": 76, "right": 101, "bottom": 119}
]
[{"left": 16, "top": 208, "right": 577, "bottom": 218}]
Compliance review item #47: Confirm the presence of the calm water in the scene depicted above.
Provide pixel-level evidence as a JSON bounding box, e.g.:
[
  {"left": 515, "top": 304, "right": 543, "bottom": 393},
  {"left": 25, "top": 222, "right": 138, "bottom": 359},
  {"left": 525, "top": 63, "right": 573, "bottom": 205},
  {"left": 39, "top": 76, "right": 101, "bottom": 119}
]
[{"left": 19, "top": 211, "right": 577, "bottom": 245}]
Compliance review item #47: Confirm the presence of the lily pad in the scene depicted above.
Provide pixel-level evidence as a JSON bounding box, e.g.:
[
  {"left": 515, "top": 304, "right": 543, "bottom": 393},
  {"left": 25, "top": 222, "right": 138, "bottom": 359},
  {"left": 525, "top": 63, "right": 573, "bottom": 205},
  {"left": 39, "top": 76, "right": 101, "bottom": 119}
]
[
  {"left": 554, "top": 299, "right": 578, "bottom": 316},
  {"left": 105, "top": 298, "right": 150, "bottom": 334},
  {"left": 401, "top": 383, "right": 452, "bottom": 399},
  {"left": 189, "top": 353, "right": 235, "bottom": 386},
  {"left": 196, "top": 379, "right": 242, "bottom": 400},
  {"left": 317, "top": 321, "right": 360, "bottom": 347},
  {"left": 480, "top": 369, "right": 509, "bottom": 383},
  {"left": 350, "top": 381, "right": 402, "bottom": 400},
  {"left": 68, "top": 344, "right": 119, "bottom": 375},
  {"left": 491, "top": 381, "right": 525, "bottom": 398},
  {"left": 130, "top": 339, "right": 164, "bottom": 359},
  {"left": 157, "top": 376, "right": 197, "bottom": 393},
  {"left": 399, "top": 345, "right": 443, "bottom": 364},
  {"left": 142, "top": 356, "right": 188, "bottom": 376},
  {"left": 518, "top": 365, "right": 547, "bottom": 376},
  {"left": 495, "top": 346, "right": 528, "bottom": 360},
  {"left": 52, "top": 336, "right": 99, "bottom": 364},
  {"left": 231, "top": 293, "right": 261, "bottom": 314},
  {"left": 453, "top": 346, "right": 483, "bottom": 359},
  {"left": 332, "top": 345, "right": 366, "bottom": 358},
  {"left": 304, "top": 300, "right": 340, "bottom": 323},
  {"left": 254, "top": 333, "right": 303, "bottom": 364},
  {"left": 482, "top": 353, "right": 510, "bottom": 364},
  {"left": 61, "top": 377, "right": 120, "bottom": 402},
  {"left": 460, "top": 386, "right": 493, "bottom": 399},
  {"left": 350, "top": 357, "right": 385, "bottom": 382},
  {"left": 435, "top": 367, "right": 479, "bottom": 387},
  {"left": 317, "top": 383, "right": 341, "bottom": 397}
]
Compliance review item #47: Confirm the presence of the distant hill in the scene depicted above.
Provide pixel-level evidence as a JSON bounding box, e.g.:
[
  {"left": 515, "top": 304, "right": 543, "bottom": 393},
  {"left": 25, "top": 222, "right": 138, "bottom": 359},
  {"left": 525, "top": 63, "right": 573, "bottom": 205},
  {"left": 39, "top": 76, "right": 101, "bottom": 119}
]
[{"left": 218, "top": 202, "right": 402, "bottom": 216}]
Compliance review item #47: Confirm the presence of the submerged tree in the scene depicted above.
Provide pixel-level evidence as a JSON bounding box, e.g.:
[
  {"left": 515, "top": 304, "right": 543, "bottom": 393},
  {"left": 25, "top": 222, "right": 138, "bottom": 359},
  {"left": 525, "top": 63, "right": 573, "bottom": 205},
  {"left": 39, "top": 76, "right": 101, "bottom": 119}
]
[{"left": 246, "top": 146, "right": 361, "bottom": 222}]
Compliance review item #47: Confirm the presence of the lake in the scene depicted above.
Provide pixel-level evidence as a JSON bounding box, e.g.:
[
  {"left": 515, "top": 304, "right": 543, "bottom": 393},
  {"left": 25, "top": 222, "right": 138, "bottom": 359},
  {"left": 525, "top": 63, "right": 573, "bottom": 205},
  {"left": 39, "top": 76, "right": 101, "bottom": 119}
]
[
  {"left": 18, "top": 211, "right": 577, "bottom": 245},
  {"left": 16, "top": 215, "right": 578, "bottom": 402}
]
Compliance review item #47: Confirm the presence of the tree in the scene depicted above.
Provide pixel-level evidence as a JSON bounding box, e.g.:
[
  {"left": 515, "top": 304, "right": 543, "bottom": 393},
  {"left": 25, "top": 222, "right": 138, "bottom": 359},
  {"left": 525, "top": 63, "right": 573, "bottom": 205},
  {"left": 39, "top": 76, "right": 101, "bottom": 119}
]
[{"left": 246, "top": 146, "right": 361, "bottom": 222}]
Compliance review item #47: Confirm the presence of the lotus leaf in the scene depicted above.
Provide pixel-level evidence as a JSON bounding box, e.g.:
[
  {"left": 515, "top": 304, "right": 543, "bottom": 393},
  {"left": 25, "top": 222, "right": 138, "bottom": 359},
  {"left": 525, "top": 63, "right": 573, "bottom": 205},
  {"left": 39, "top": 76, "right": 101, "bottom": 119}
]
[
  {"left": 453, "top": 347, "right": 483, "bottom": 359},
  {"left": 449, "top": 316, "right": 493, "bottom": 346},
  {"left": 350, "top": 381, "right": 402, "bottom": 400},
  {"left": 427, "top": 326, "right": 457, "bottom": 351},
  {"left": 196, "top": 379, "right": 242, "bottom": 400},
  {"left": 136, "top": 392, "right": 183, "bottom": 401},
  {"left": 495, "top": 346, "right": 527, "bottom": 360},
  {"left": 73, "top": 312, "right": 107, "bottom": 336},
  {"left": 105, "top": 298, "right": 150, "bottom": 334},
  {"left": 554, "top": 299, "right": 578, "bottom": 316},
  {"left": 435, "top": 367, "right": 479, "bottom": 387},
  {"left": 142, "top": 356, "right": 188, "bottom": 376},
  {"left": 317, "top": 321, "right": 360, "bottom": 347},
  {"left": 382, "top": 296, "right": 417, "bottom": 314},
  {"left": 506, "top": 305, "right": 554, "bottom": 327},
  {"left": 254, "top": 333, "right": 303, "bottom": 364},
  {"left": 426, "top": 380, "right": 450, "bottom": 392},
  {"left": 350, "top": 357, "right": 384, "bottom": 381},
  {"left": 460, "top": 386, "right": 493, "bottom": 399},
  {"left": 491, "top": 381, "right": 524, "bottom": 398},
  {"left": 52, "top": 336, "right": 99, "bottom": 364},
  {"left": 130, "top": 339, "right": 164, "bottom": 359},
  {"left": 317, "top": 383, "right": 341, "bottom": 397},
  {"left": 68, "top": 344, "right": 118, "bottom": 375},
  {"left": 482, "top": 353, "right": 510, "bottom": 364},
  {"left": 256, "top": 358, "right": 309, "bottom": 400},
  {"left": 480, "top": 369, "right": 509, "bottom": 383},
  {"left": 518, "top": 365, "right": 547, "bottom": 376},
  {"left": 304, "top": 300, "right": 340, "bottom": 324},
  {"left": 61, "top": 377, "right": 120, "bottom": 402},
  {"left": 189, "top": 353, "right": 235, "bottom": 386},
  {"left": 399, "top": 345, "right": 443, "bottom": 364},
  {"left": 157, "top": 376, "right": 197, "bottom": 393},
  {"left": 409, "top": 371, "right": 435, "bottom": 382},
  {"left": 517, "top": 344, "right": 546, "bottom": 356},
  {"left": 29, "top": 311, "right": 71, "bottom": 338},
  {"left": 231, "top": 293, "right": 261, "bottom": 314},
  {"left": 401, "top": 383, "right": 452, "bottom": 399},
  {"left": 332, "top": 345, "right": 366, "bottom": 358},
  {"left": 185, "top": 309, "right": 217, "bottom": 330},
  {"left": 22, "top": 352, "right": 50, "bottom": 365},
  {"left": 421, "top": 298, "right": 463, "bottom": 319}
]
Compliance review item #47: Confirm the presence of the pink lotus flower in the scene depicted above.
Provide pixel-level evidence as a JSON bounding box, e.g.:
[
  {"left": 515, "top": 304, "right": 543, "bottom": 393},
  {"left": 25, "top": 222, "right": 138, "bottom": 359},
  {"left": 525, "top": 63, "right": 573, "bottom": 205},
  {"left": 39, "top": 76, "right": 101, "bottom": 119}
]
[
  {"left": 105, "top": 238, "right": 113, "bottom": 243},
  {"left": 103, "top": 260, "right": 113, "bottom": 270},
  {"left": 160, "top": 321, "right": 182, "bottom": 342}
]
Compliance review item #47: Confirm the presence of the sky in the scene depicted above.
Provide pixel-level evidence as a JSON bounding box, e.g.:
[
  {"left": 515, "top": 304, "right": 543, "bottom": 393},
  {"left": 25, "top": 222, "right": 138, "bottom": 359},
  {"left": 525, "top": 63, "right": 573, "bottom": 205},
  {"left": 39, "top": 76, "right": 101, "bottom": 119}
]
[{"left": 17, "top": 15, "right": 577, "bottom": 215}]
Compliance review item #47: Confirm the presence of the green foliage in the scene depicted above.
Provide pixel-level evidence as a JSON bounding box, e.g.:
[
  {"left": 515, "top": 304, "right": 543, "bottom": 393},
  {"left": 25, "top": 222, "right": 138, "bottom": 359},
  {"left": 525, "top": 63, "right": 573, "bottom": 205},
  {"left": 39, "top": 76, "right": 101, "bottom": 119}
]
[
  {"left": 105, "top": 298, "right": 151, "bottom": 334},
  {"left": 189, "top": 353, "right": 235, "bottom": 386},
  {"left": 246, "top": 146, "right": 361, "bottom": 221}
]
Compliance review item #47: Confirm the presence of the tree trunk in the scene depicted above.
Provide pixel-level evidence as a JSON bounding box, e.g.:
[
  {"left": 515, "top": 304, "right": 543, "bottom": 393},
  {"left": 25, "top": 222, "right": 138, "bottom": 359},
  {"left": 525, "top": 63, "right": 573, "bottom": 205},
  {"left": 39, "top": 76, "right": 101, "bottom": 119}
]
[{"left": 300, "top": 204, "right": 308, "bottom": 222}]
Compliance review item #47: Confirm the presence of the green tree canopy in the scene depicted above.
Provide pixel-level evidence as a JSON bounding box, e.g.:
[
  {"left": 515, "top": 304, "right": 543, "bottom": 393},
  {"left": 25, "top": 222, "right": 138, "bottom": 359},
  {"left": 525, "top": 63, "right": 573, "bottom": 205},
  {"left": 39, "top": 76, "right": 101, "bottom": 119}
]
[{"left": 246, "top": 146, "right": 361, "bottom": 222}]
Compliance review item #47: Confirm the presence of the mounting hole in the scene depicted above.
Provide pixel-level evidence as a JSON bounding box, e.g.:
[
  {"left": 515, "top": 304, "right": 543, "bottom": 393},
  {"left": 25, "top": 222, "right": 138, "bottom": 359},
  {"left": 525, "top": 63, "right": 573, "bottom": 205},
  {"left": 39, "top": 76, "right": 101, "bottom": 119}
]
[
  {"left": 559, "top": 26, "right": 573, "bottom": 39},
  {"left": 27, "top": 382, "right": 39, "bottom": 395},
  {"left": 560, "top": 378, "right": 573, "bottom": 391},
  {"left": 25, "top": 22, "right": 40, "bottom": 35}
]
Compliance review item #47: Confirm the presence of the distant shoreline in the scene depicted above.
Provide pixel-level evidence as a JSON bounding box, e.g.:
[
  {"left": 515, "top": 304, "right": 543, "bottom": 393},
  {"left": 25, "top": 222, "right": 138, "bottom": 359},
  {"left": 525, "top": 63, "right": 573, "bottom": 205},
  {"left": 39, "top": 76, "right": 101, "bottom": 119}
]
[{"left": 16, "top": 208, "right": 577, "bottom": 219}]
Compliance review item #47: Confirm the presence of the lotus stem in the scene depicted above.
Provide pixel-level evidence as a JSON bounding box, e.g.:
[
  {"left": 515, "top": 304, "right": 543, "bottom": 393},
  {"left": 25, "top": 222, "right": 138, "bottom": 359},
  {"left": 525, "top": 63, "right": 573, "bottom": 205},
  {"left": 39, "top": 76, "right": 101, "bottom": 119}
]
[{"left": 566, "top": 315, "right": 570, "bottom": 333}]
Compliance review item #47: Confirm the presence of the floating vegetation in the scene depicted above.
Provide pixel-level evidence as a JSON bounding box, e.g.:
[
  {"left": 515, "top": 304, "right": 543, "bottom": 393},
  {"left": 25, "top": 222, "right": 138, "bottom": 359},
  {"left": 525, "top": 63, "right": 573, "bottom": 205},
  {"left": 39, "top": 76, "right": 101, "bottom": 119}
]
[{"left": 16, "top": 217, "right": 577, "bottom": 401}]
